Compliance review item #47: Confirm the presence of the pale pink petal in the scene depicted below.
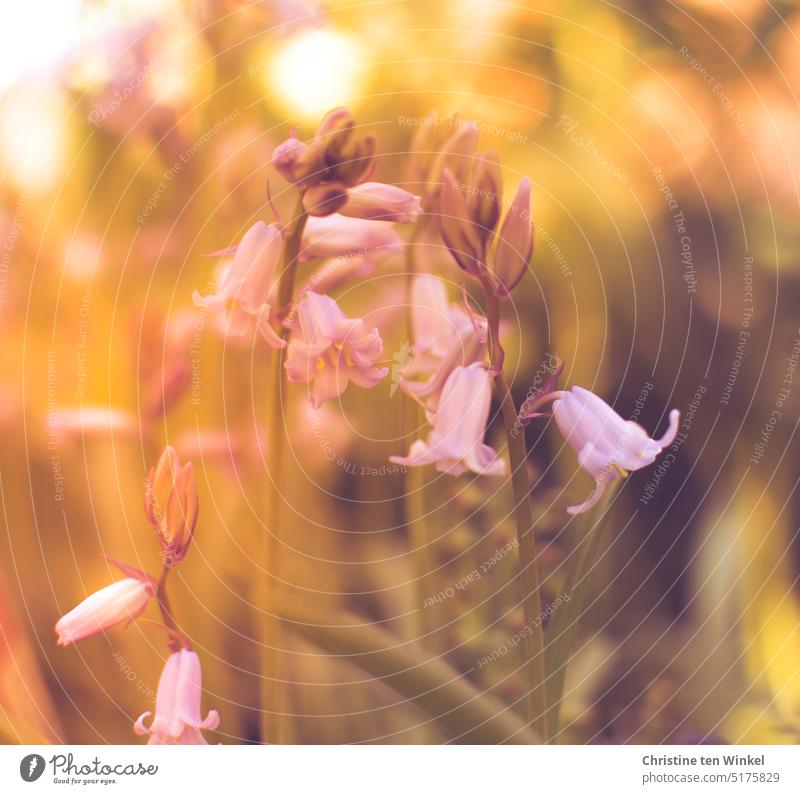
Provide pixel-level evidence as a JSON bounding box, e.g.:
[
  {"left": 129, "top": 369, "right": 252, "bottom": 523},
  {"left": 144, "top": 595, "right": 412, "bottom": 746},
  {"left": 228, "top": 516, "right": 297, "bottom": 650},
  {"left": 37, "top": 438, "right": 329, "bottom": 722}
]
[
  {"left": 55, "top": 578, "right": 153, "bottom": 646},
  {"left": 391, "top": 364, "right": 504, "bottom": 478},
  {"left": 656, "top": 409, "right": 681, "bottom": 448},
  {"left": 302, "top": 214, "right": 402, "bottom": 260},
  {"left": 567, "top": 470, "right": 619, "bottom": 515},
  {"left": 285, "top": 291, "right": 388, "bottom": 406},
  {"left": 552, "top": 386, "right": 680, "bottom": 513},
  {"left": 133, "top": 650, "right": 218, "bottom": 745},
  {"left": 340, "top": 182, "right": 422, "bottom": 223}
]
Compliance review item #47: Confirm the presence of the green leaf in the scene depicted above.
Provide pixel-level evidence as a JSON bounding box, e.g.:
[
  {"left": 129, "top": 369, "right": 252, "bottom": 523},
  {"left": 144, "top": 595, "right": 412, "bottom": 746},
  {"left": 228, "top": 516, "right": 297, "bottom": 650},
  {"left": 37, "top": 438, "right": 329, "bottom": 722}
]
[
  {"left": 282, "top": 603, "right": 540, "bottom": 744},
  {"left": 544, "top": 480, "right": 618, "bottom": 740}
]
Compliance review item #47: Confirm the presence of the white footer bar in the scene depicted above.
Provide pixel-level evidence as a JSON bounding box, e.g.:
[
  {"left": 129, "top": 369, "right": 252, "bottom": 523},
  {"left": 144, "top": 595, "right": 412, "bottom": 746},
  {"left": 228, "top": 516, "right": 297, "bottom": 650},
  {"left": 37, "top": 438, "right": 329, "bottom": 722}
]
[{"left": 1, "top": 745, "right": 797, "bottom": 793}]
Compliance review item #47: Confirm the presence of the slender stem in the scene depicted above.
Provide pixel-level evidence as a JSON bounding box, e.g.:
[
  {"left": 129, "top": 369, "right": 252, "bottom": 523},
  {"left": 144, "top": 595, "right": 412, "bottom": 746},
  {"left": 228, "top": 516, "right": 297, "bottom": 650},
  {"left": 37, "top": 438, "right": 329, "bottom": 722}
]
[
  {"left": 405, "top": 409, "right": 436, "bottom": 640},
  {"left": 544, "top": 480, "right": 617, "bottom": 741},
  {"left": 259, "top": 197, "right": 307, "bottom": 745},
  {"left": 402, "top": 220, "right": 436, "bottom": 644},
  {"left": 155, "top": 567, "right": 180, "bottom": 653},
  {"left": 495, "top": 369, "right": 548, "bottom": 738},
  {"left": 481, "top": 275, "right": 547, "bottom": 741}
]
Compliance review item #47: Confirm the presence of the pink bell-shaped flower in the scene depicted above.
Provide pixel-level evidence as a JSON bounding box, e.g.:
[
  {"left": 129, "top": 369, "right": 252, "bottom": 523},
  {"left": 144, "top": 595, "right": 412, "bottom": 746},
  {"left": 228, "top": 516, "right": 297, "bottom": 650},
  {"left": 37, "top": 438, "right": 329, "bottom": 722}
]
[
  {"left": 192, "top": 221, "right": 284, "bottom": 347},
  {"left": 55, "top": 575, "right": 155, "bottom": 646},
  {"left": 403, "top": 274, "right": 453, "bottom": 377},
  {"left": 340, "top": 182, "right": 422, "bottom": 223},
  {"left": 390, "top": 363, "right": 505, "bottom": 477},
  {"left": 301, "top": 214, "right": 402, "bottom": 260},
  {"left": 538, "top": 386, "right": 680, "bottom": 514},
  {"left": 134, "top": 649, "right": 219, "bottom": 744},
  {"left": 400, "top": 276, "right": 487, "bottom": 414},
  {"left": 285, "top": 291, "right": 388, "bottom": 408}
]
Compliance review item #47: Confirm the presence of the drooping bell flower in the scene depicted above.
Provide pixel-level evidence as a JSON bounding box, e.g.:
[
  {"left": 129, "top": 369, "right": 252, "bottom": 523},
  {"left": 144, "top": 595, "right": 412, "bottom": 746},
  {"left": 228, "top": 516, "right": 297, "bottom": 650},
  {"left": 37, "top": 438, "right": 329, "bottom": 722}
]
[
  {"left": 134, "top": 649, "right": 219, "bottom": 744},
  {"left": 55, "top": 573, "right": 155, "bottom": 646},
  {"left": 144, "top": 447, "right": 199, "bottom": 567},
  {"left": 402, "top": 310, "right": 487, "bottom": 415},
  {"left": 192, "top": 221, "right": 284, "bottom": 347},
  {"left": 522, "top": 385, "right": 680, "bottom": 514},
  {"left": 403, "top": 275, "right": 453, "bottom": 377},
  {"left": 284, "top": 291, "right": 388, "bottom": 408},
  {"left": 301, "top": 214, "right": 402, "bottom": 260},
  {"left": 400, "top": 276, "right": 487, "bottom": 414},
  {"left": 299, "top": 254, "right": 376, "bottom": 297},
  {"left": 339, "top": 182, "right": 422, "bottom": 223},
  {"left": 390, "top": 363, "right": 505, "bottom": 477}
]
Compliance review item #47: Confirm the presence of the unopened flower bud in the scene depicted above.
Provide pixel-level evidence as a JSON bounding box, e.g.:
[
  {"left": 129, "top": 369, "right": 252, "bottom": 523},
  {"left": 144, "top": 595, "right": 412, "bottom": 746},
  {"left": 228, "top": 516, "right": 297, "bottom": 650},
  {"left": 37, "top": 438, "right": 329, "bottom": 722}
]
[
  {"left": 288, "top": 139, "right": 329, "bottom": 185},
  {"left": 302, "top": 182, "right": 350, "bottom": 217},
  {"left": 144, "top": 447, "right": 198, "bottom": 566},
  {"left": 55, "top": 575, "right": 155, "bottom": 646},
  {"left": 468, "top": 151, "right": 502, "bottom": 239},
  {"left": 429, "top": 120, "right": 479, "bottom": 190},
  {"left": 331, "top": 134, "right": 376, "bottom": 187},
  {"left": 406, "top": 110, "right": 441, "bottom": 186},
  {"left": 144, "top": 446, "right": 179, "bottom": 527},
  {"left": 315, "top": 106, "right": 355, "bottom": 165},
  {"left": 340, "top": 182, "right": 422, "bottom": 223},
  {"left": 164, "top": 464, "right": 199, "bottom": 562},
  {"left": 271, "top": 135, "right": 307, "bottom": 183},
  {"left": 492, "top": 178, "right": 533, "bottom": 297},
  {"left": 439, "top": 169, "right": 483, "bottom": 276}
]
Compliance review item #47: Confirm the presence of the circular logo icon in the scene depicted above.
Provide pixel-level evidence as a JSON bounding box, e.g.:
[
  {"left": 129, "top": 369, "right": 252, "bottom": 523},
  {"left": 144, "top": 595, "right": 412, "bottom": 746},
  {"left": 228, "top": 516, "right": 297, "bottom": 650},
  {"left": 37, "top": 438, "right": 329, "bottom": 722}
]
[{"left": 19, "top": 754, "right": 45, "bottom": 782}]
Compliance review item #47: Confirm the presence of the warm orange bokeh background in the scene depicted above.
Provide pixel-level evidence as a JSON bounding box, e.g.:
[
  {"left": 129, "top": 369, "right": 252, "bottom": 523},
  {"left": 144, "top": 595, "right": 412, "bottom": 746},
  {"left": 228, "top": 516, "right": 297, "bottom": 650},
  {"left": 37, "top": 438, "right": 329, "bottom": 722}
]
[{"left": 1, "top": 0, "right": 799, "bottom": 744}]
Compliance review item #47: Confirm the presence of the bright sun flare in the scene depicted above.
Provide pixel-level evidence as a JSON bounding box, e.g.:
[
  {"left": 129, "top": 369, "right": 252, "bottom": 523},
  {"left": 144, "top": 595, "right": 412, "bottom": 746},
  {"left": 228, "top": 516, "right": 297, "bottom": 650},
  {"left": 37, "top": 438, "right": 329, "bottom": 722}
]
[{"left": 267, "top": 28, "right": 365, "bottom": 120}]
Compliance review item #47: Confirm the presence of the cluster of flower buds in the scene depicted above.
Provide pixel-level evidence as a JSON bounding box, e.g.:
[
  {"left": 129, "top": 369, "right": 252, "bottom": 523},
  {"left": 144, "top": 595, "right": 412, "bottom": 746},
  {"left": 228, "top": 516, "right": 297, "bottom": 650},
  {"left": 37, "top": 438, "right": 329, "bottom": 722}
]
[
  {"left": 272, "top": 107, "right": 375, "bottom": 192},
  {"left": 272, "top": 107, "right": 421, "bottom": 222},
  {"left": 439, "top": 159, "right": 532, "bottom": 298},
  {"left": 405, "top": 112, "right": 480, "bottom": 207},
  {"left": 405, "top": 112, "right": 533, "bottom": 296},
  {"left": 54, "top": 445, "right": 216, "bottom": 743},
  {"left": 55, "top": 447, "right": 200, "bottom": 649},
  {"left": 144, "top": 446, "right": 199, "bottom": 567}
]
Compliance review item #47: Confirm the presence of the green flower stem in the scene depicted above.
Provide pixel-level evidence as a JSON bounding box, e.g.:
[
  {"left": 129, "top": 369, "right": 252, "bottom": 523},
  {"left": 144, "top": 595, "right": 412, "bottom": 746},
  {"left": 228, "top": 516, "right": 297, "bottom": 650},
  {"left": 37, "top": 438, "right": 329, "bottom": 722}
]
[
  {"left": 260, "top": 197, "right": 307, "bottom": 744},
  {"left": 481, "top": 277, "right": 547, "bottom": 740},
  {"left": 406, "top": 425, "right": 435, "bottom": 641},
  {"left": 155, "top": 567, "right": 180, "bottom": 653},
  {"left": 544, "top": 479, "right": 618, "bottom": 741},
  {"left": 403, "top": 221, "right": 436, "bottom": 644}
]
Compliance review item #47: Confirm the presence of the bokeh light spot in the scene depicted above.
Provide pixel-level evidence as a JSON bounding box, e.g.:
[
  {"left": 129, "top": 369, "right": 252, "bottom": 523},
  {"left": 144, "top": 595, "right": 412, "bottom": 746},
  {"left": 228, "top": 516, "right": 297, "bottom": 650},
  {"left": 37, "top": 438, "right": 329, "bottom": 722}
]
[{"left": 267, "top": 29, "right": 364, "bottom": 119}]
